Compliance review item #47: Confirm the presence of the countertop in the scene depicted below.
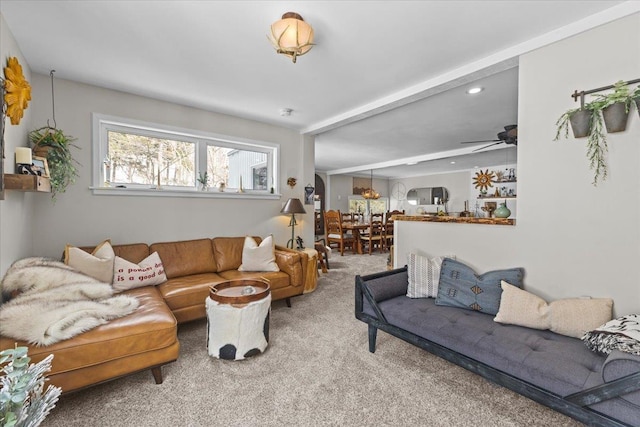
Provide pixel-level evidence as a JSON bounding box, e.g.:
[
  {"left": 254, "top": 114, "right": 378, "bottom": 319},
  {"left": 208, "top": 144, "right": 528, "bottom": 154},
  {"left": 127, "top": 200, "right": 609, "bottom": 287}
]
[{"left": 392, "top": 214, "right": 515, "bottom": 226}]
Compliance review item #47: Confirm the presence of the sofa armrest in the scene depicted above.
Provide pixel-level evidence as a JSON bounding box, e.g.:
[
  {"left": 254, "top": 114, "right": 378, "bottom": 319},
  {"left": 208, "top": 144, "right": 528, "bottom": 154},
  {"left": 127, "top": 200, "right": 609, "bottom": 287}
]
[
  {"left": 601, "top": 350, "right": 640, "bottom": 406},
  {"left": 359, "top": 267, "right": 409, "bottom": 302},
  {"left": 274, "top": 246, "right": 305, "bottom": 288},
  {"left": 355, "top": 267, "right": 408, "bottom": 323}
]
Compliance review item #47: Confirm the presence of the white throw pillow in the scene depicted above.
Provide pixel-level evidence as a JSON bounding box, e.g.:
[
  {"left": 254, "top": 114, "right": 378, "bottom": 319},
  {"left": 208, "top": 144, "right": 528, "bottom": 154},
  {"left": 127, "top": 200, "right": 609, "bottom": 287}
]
[
  {"left": 238, "top": 236, "right": 279, "bottom": 272},
  {"left": 113, "top": 252, "right": 167, "bottom": 292},
  {"left": 64, "top": 240, "right": 115, "bottom": 283},
  {"left": 494, "top": 281, "right": 613, "bottom": 338},
  {"left": 406, "top": 253, "right": 454, "bottom": 298}
]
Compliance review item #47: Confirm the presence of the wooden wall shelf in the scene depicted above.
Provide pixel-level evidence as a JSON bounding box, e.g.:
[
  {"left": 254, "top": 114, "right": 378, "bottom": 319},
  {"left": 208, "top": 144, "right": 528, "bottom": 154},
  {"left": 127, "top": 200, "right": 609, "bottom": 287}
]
[{"left": 4, "top": 174, "right": 51, "bottom": 192}]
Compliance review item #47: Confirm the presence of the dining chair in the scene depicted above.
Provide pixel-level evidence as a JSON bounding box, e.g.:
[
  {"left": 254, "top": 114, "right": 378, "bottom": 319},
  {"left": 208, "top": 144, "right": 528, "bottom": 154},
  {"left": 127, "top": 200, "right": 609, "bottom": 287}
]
[
  {"left": 324, "top": 210, "right": 356, "bottom": 256},
  {"left": 361, "top": 214, "right": 384, "bottom": 255},
  {"left": 382, "top": 210, "right": 403, "bottom": 251},
  {"left": 341, "top": 212, "right": 354, "bottom": 223}
]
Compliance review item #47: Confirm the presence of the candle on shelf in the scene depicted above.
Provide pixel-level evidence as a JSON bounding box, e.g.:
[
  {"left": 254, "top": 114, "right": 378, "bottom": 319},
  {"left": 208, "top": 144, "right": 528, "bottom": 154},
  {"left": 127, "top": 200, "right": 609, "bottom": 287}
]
[{"left": 15, "top": 147, "right": 32, "bottom": 164}]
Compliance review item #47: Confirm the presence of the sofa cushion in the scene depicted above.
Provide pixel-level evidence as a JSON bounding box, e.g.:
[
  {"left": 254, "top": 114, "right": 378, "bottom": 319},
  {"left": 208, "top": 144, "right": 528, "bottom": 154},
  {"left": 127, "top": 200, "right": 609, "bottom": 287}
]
[
  {"left": 157, "top": 272, "right": 226, "bottom": 311},
  {"left": 238, "top": 236, "right": 279, "bottom": 272},
  {"left": 218, "top": 270, "right": 291, "bottom": 291},
  {"left": 212, "top": 237, "right": 253, "bottom": 271},
  {"left": 495, "top": 281, "right": 613, "bottom": 338},
  {"left": 150, "top": 238, "right": 216, "bottom": 279},
  {"left": 435, "top": 258, "right": 524, "bottom": 315},
  {"left": 111, "top": 243, "right": 151, "bottom": 264},
  {"left": 65, "top": 239, "right": 115, "bottom": 283},
  {"left": 113, "top": 252, "right": 167, "bottom": 292}
]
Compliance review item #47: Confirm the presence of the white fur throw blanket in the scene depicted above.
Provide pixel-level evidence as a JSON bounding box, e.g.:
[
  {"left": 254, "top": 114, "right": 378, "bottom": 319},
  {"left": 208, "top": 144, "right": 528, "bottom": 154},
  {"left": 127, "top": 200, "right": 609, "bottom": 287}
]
[{"left": 0, "top": 257, "right": 139, "bottom": 347}]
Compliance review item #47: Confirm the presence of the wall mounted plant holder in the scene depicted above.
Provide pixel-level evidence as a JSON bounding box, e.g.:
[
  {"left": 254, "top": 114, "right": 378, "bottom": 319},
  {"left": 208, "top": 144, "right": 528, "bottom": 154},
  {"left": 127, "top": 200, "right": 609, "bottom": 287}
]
[{"left": 555, "top": 78, "right": 639, "bottom": 186}]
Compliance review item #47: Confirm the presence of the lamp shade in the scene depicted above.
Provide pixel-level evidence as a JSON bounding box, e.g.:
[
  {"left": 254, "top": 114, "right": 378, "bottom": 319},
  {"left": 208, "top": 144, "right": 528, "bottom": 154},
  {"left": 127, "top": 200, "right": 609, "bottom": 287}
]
[
  {"left": 281, "top": 198, "right": 306, "bottom": 215},
  {"left": 269, "top": 12, "right": 314, "bottom": 63}
]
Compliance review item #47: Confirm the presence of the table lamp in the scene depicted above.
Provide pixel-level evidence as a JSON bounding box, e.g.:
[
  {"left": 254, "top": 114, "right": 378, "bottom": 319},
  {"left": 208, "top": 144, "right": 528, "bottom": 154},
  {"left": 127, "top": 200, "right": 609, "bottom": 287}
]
[{"left": 281, "top": 198, "right": 306, "bottom": 249}]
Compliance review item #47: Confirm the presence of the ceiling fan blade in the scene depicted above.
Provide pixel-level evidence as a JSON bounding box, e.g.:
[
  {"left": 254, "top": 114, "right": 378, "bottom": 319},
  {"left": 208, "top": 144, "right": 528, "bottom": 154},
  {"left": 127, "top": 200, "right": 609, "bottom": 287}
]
[
  {"left": 460, "top": 139, "right": 500, "bottom": 144},
  {"left": 472, "top": 141, "right": 504, "bottom": 152}
]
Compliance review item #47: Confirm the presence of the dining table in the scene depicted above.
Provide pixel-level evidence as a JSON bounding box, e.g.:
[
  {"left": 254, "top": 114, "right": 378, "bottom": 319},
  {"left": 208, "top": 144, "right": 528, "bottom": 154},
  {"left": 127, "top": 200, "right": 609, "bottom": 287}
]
[{"left": 341, "top": 222, "right": 370, "bottom": 255}]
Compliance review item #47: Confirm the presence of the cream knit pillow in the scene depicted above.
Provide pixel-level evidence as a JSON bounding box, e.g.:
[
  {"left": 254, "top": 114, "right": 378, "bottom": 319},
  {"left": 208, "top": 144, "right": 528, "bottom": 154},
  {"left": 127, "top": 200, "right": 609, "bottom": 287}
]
[{"left": 494, "top": 281, "right": 613, "bottom": 338}]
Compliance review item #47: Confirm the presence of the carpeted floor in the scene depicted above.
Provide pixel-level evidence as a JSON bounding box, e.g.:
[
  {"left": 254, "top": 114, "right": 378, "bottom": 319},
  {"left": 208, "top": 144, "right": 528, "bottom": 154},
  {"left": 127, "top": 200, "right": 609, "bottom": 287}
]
[{"left": 43, "top": 253, "right": 582, "bottom": 426}]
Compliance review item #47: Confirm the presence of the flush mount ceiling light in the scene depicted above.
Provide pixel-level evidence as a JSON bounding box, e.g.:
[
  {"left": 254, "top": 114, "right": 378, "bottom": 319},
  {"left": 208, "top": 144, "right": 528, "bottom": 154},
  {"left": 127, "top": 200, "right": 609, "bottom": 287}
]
[
  {"left": 268, "top": 12, "right": 314, "bottom": 63},
  {"left": 466, "top": 87, "right": 483, "bottom": 95}
]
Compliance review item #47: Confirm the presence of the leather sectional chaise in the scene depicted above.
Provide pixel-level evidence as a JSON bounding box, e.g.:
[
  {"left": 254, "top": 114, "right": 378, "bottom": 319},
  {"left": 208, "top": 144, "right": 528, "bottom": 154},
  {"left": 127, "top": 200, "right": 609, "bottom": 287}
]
[{"left": 0, "top": 236, "right": 310, "bottom": 394}]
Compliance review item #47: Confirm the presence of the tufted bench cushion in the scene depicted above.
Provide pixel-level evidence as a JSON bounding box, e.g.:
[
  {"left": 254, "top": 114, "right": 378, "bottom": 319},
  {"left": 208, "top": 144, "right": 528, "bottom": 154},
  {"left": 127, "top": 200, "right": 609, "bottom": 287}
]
[{"left": 363, "top": 297, "right": 603, "bottom": 395}]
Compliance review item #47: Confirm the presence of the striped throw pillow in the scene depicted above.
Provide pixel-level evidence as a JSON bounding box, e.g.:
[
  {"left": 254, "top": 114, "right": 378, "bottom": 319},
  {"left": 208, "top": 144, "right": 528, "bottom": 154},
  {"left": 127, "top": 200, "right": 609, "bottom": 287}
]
[{"left": 406, "top": 253, "right": 453, "bottom": 298}]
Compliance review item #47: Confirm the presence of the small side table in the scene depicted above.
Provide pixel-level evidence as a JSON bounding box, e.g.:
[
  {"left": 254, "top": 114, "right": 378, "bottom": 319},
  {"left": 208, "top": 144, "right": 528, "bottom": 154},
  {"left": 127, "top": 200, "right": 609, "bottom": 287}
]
[{"left": 206, "top": 280, "right": 271, "bottom": 360}]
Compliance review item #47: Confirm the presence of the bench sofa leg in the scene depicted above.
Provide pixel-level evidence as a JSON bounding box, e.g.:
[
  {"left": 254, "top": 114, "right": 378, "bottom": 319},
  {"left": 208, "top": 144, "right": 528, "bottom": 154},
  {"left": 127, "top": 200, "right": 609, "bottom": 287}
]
[
  {"left": 368, "top": 325, "right": 377, "bottom": 353},
  {"left": 151, "top": 366, "right": 163, "bottom": 384},
  {"left": 285, "top": 297, "right": 292, "bottom": 308}
]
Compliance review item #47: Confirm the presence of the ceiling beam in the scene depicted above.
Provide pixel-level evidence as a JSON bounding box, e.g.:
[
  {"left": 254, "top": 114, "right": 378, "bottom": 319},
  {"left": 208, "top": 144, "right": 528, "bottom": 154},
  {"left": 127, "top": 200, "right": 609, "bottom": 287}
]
[
  {"left": 303, "top": 1, "right": 640, "bottom": 136},
  {"left": 325, "top": 144, "right": 508, "bottom": 176}
]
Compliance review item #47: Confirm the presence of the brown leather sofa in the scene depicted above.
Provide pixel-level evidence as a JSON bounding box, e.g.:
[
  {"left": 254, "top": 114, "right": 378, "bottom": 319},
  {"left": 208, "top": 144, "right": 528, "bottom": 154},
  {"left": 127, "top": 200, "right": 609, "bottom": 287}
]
[{"left": 0, "top": 236, "right": 309, "bottom": 394}]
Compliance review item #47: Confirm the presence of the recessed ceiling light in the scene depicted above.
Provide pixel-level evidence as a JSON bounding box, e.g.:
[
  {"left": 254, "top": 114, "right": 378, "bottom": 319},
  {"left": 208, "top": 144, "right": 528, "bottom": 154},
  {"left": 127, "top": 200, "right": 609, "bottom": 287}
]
[
  {"left": 406, "top": 161, "right": 418, "bottom": 165},
  {"left": 466, "top": 87, "right": 483, "bottom": 95},
  {"left": 450, "top": 161, "right": 456, "bottom": 164}
]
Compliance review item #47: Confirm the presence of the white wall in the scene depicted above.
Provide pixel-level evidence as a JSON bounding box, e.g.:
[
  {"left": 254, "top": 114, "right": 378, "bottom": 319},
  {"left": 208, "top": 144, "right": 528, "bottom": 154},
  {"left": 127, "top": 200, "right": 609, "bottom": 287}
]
[
  {"left": 396, "top": 14, "right": 640, "bottom": 316},
  {"left": 22, "top": 74, "right": 314, "bottom": 260},
  {"left": 0, "top": 13, "right": 35, "bottom": 278}
]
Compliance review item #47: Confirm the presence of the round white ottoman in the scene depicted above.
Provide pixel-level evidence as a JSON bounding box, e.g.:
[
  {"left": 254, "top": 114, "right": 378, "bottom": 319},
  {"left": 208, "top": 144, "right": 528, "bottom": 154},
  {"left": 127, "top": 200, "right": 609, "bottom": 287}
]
[{"left": 206, "top": 280, "right": 271, "bottom": 360}]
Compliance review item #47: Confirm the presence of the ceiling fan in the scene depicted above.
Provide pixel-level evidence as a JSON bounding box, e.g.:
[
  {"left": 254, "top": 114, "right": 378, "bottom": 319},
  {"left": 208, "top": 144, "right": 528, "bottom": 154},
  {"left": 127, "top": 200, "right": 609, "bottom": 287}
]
[{"left": 460, "top": 125, "right": 518, "bottom": 152}]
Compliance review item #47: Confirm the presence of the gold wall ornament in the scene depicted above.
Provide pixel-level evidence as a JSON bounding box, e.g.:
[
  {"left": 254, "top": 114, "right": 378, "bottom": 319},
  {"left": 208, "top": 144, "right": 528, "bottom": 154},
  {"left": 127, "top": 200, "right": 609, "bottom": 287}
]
[
  {"left": 3, "top": 57, "right": 31, "bottom": 125},
  {"left": 473, "top": 169, "right": 495, "bottom": 191},
  {"left": 287, "top": 177, "right": 297, "bottom": 188}
]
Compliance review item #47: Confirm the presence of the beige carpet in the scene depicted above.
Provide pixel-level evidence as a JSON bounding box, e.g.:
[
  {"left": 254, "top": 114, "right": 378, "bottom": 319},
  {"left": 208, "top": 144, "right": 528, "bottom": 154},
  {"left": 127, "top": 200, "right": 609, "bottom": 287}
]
[{"left": 43, "top": 253, "right": 582, "bottom": 427}]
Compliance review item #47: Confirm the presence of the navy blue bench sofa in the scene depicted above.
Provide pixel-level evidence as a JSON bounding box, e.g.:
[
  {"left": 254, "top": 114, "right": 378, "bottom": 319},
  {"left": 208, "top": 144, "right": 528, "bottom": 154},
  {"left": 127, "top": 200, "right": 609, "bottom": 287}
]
[{"left": 355, "top": 267, "right": 640, "bottom": 427}]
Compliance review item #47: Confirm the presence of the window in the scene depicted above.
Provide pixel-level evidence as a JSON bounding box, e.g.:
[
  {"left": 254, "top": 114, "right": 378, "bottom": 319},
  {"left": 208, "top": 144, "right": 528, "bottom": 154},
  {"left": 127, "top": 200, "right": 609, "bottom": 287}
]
[
  {"left": 348, "top": 196, "right": 389, "bottom": 214},
  {"left": 93, "top": 114, "right": 279, "bottom": 197}
]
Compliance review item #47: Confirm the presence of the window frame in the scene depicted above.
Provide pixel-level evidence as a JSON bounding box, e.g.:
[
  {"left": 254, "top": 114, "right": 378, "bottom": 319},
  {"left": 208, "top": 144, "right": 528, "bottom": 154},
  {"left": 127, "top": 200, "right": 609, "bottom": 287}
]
[{"left": 91, "top": 113, "right": 280, "bottom": 199}]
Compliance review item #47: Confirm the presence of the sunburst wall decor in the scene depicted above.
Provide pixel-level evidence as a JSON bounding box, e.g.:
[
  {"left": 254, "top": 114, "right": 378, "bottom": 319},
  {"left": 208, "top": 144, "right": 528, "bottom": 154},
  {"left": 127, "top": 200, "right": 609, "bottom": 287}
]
[
  {"left": 473, "top": 169, "right": 495, "bottom": 191},
  {"left": 3, "top": 57, "right": 31, "bottom": 125}
]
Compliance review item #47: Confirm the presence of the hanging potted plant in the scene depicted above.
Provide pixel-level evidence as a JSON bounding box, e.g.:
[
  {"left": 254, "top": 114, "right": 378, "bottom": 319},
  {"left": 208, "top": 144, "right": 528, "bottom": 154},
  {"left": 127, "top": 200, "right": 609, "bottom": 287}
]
[
  {"left": 632, "top": 85, "right": 640, "bottom": 118},
  {"left": 28, "top": 126, "right": 80, "bottom": 199},
  {"left": 592, "top": 80, "right": 632, "bottom": 133},
  {"left": 554, "top": 103, "right": 597, "bottom": 139},
  {"left": 555, "top": 100, "right": 608, "bottom": 186}
]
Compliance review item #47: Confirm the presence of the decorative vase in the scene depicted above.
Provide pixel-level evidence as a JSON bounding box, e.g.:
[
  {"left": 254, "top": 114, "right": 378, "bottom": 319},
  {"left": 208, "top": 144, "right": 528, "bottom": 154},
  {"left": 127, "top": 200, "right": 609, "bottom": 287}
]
[
  {"left": 569, "top": 109, "right": 591, "bottom": 138},
  {"left": 602, "top": 102, "right": 629, "bottom": 133},
  {"left": 218, "top": 182, "right": 226, "bottom": 192},
  {"left": 494, "top": 202, "right": 511, "bottom": 219}
]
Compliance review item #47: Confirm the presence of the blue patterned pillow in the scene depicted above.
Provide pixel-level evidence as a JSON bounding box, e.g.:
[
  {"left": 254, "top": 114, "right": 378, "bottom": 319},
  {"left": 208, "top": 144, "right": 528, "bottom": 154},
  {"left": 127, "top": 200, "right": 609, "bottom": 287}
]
[{"left": 435, "top": 258, "right": 524, "bottom": 315}]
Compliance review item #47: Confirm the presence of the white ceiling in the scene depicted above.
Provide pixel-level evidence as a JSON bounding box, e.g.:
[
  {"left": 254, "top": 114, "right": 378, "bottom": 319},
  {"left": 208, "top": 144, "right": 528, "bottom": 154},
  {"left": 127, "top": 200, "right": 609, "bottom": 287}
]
[{"left": 1, "top": 1, "right": 635, "bottom": 179}]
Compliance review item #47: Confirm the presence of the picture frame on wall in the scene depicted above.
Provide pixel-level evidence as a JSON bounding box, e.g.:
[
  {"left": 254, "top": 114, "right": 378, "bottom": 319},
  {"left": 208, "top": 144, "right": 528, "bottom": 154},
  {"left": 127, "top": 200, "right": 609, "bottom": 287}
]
[
  {"left": 304, "top": 184, "right": 314, "bottom": 205},
  {"left": 32, "top": 156, "right": 50, "bottom": 177}
]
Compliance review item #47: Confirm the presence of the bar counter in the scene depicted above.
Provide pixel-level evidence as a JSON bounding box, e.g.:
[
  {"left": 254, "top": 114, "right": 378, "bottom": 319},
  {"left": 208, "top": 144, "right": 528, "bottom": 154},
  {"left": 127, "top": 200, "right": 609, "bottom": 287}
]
[{"left": 393, "top": 214, "right": 515, "bottom": 226}]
